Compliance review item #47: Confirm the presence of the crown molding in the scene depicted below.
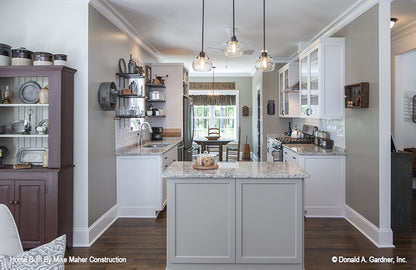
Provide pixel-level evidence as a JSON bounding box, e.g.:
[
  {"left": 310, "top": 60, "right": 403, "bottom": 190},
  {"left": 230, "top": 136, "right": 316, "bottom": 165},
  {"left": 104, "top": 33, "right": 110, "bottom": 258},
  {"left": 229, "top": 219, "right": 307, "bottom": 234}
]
[
  {"left": 89, "top": 0, "right": 164, "bottom": 62},
  {"left": 391, "top": 21, "right": 416, "bottom": 42},
  {"left": 310, "top": 0, "right": 379, "bottom": 41}
]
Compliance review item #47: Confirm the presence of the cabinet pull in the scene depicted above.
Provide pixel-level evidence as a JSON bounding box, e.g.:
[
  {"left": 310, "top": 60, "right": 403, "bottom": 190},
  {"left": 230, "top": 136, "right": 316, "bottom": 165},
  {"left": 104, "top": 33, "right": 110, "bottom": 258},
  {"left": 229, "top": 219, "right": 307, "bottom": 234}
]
[
  {"left": 173, "top": 159, "right": 176, "bottom": 162},
  {"left": 165, "top": 165, "right": 168, "bottom": 168},
  {"left": 292, "top": 156, "right": 296, "bottom": 160},
  {"left": 14, "top": 200, "right": 19, "bottom": 205},
  {"left": 284, "top": 152, "right": 287, "bottom": 154},
  {"left": 164, "top": 156, "right": 168, "bottom": 160}
]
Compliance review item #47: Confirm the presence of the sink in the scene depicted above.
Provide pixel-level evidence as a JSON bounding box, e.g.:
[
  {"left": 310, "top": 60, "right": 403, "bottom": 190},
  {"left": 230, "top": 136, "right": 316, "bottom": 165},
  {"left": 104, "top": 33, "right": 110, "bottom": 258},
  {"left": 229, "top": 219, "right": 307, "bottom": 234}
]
[{"left": 143, "top": 143, "right": 170, "bottom": 148}]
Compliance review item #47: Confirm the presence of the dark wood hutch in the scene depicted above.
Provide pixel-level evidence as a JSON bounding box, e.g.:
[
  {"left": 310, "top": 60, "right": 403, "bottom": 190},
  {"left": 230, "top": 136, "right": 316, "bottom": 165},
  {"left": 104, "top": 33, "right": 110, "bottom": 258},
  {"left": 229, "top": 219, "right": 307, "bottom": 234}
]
[{"left": 0, "top": 66, "right": 76, "bottom": 248}]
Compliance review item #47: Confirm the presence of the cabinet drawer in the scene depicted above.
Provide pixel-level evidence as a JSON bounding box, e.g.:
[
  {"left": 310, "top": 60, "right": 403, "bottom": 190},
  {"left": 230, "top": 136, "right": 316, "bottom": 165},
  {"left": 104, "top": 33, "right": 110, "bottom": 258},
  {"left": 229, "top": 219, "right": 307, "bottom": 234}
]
[{"left": 163, "top": 146, "right": 178, "bottom": 170}]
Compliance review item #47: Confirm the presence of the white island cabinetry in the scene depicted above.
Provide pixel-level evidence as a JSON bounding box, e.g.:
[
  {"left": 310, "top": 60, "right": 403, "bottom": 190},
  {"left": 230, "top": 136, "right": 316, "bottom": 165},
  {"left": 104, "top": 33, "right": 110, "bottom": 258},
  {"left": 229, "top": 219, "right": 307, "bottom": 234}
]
[
  {"left": 116, "top": 144, "right": 177, "bottom": 217},
  {"left": 164, "top": 162, "right": 308, "bottom": 270}
]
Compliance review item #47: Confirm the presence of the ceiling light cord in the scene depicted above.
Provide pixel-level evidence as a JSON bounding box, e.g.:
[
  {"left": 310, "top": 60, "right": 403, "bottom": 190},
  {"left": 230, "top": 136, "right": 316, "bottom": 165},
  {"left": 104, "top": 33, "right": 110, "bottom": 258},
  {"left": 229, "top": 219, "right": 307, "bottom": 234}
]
[
  {"left": 202, "top": 0, "right": 205, "bottom": 53},
  {"left": 263, "top": 0, "right": 265, "bottom": 51},
  {"left": 233, "top": 0, "right": 235, "bottom": 37}
]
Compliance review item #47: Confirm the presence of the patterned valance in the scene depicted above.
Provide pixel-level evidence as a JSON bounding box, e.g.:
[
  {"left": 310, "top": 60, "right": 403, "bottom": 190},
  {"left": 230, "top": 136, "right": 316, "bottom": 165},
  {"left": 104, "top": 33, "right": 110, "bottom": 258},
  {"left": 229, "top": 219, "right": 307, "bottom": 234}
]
[
  {"left": 190, "top": 95, "right": 236, "bottom": 106},
  {"left": 189, "top": 82, "right": 235, "bottom": 90}
]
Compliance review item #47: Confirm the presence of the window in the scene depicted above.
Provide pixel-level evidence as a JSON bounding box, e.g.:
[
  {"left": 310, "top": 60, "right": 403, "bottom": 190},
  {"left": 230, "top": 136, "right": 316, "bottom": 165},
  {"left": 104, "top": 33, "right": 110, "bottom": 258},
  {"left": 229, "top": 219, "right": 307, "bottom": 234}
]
[
  {"left": 190, "top": 89, "right": 239, "bottom": 141},
  {"left": 194, "top": 105, "right": 237, "bottom": 140}
]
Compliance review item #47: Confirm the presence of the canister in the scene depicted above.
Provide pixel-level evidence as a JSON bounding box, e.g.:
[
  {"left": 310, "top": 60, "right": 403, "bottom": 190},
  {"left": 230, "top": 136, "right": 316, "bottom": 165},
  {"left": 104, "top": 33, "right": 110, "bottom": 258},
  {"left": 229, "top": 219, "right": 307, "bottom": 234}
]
[
  {"left": 11, "top": 48, "right": 33, "bottom": 66},
  {"left": 0, "top": 43, "right": 11, "bottom": 66},
  {"left": 53, "top": 54, "right": 67, "bottom": 65},
  {"left": 34, "top": 52, "right": 53, "bottom": 66}
]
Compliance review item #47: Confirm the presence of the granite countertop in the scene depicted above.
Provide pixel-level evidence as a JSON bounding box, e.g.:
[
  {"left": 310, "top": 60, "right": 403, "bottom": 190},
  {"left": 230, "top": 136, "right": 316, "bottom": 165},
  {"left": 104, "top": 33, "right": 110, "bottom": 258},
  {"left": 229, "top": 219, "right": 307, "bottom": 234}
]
[
  {"left": 163, "top": 161, "right": 310, "bottom": 179},
  {"left": 115, "top": 137, "right": 182, "bottom": 156},
  {"left": 283, "top": 144, "right": 346, "bottom": 156}
]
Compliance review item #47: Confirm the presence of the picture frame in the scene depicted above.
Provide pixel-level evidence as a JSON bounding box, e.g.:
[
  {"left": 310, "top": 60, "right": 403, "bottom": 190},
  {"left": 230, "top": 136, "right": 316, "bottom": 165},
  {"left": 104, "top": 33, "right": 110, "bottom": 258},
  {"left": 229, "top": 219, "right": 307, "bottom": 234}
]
[{"left": 145, "top": 65, "right": 151, "bottom": 83}]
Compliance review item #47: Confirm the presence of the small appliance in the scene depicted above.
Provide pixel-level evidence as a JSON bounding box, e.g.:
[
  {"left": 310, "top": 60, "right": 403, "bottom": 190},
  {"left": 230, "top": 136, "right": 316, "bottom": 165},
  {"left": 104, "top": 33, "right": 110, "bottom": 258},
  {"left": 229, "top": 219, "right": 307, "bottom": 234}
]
[{"left": 151, "top": 127, "right": 163, "bottom": 141}]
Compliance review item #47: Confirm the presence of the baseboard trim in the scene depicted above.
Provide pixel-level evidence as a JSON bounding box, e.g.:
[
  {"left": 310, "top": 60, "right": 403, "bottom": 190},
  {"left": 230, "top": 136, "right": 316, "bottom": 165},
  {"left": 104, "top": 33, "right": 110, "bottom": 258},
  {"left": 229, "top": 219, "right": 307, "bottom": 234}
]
[
  {"left": 72, "top": 228, "right": 89, "bottom": 247},
  {"left": 345, "top": 205, "right": 394, "bottom": 248},
  {"left": 305, "top": 206, "right": 345, "bottom": 218},
  {"left": 118, "top": 206, "right": 158, "bottom": 218},
  {"left": 88, "top": 204, "right": 118, "bottom": 246}
]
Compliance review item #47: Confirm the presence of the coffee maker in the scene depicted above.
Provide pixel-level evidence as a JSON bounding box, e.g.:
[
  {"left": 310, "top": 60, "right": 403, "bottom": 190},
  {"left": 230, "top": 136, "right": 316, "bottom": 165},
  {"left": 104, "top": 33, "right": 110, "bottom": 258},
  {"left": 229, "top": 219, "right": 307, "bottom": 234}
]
[{"left": 151, "top": 127, "right": 163, "bottom": 141}]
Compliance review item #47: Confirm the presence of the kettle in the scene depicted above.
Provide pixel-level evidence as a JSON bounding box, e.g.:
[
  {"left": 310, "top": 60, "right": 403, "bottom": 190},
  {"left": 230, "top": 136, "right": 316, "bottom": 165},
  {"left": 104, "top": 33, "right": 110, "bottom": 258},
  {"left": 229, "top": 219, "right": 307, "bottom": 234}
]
[{"left": 291, "top": 126, "right": 301, "bottom": 139}]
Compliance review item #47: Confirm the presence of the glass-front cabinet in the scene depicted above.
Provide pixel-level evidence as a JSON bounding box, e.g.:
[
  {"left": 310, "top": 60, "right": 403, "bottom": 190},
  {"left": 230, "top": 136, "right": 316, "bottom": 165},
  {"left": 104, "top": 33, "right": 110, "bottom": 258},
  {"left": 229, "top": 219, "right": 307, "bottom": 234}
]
[
  {"left": 278, "top": 62, "right": 299, "bottom": 118},
  {"left": 298, "top": 38, "right": 345, "bottom": 119}
]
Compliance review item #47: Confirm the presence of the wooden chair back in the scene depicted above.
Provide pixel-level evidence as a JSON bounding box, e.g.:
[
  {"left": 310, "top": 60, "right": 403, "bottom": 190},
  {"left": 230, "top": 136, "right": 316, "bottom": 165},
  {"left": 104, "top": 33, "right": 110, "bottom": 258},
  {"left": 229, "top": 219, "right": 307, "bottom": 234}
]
[{"left": 208, "top": 127, "right": 220, "bottom": 137}]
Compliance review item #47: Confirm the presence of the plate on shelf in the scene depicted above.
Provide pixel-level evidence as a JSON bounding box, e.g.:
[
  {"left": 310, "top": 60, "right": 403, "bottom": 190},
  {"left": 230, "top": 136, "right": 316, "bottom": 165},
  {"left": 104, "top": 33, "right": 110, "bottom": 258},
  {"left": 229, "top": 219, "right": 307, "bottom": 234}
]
[
  {"left": 8, "top": 120, "right": 26, "bottom": 134},
  {"left": 19, "top": 81, "right": 41, "bottom": 104},
  {"left": 16, "top": 147, "right": 47, "bottom": 166}
]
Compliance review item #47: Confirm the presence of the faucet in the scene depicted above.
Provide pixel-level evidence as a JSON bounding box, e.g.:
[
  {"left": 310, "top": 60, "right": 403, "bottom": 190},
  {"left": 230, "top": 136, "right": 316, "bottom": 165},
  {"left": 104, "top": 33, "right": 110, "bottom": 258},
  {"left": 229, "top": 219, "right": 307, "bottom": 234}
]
[{"left": 138, "top": 121, "right": 153, "bottom": 146}]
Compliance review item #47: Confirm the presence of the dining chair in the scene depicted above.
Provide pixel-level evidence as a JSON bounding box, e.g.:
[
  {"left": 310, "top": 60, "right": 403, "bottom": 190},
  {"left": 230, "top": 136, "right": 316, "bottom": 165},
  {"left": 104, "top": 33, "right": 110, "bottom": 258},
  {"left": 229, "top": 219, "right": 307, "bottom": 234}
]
[
  {"left": 226, "top": 126, "right": 241, "bottom": 161},
  {"left": 206, "top": 127, "right": 221, "bottom": 154}
]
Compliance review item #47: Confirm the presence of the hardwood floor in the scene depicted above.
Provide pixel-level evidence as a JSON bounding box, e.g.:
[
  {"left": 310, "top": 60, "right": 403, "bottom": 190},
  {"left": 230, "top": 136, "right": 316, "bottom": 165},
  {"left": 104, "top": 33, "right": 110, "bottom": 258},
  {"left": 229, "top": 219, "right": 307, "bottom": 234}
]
[{"left": 66, "top": 195, "right": 416, "bottom": 270}]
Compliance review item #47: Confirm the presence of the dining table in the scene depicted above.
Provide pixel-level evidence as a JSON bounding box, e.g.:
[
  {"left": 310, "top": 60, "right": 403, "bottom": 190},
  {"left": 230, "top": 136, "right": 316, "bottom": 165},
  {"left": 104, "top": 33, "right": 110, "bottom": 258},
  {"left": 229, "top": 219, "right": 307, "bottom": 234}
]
[{"left": 193, "top": 138, "right": 233, "bottom": 161}]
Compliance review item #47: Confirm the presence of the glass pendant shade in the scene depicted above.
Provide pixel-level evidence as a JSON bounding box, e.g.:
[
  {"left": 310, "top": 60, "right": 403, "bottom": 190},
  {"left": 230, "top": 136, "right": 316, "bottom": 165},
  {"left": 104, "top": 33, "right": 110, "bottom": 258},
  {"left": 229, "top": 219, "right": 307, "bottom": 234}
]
[
  {"left": 224, "top": 36, "right": 244, "bottom": 57},
  {"left": 255, "top": 50, "right": 275, "bottom": 72},
  {"left": 192, "top": 52, "right": 213, "bottom": 72}
]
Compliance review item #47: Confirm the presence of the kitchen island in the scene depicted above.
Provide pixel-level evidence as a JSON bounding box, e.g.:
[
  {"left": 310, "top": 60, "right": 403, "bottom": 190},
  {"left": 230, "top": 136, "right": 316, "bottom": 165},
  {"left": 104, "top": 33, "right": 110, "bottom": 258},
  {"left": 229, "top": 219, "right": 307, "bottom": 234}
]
[{"left": 163, "top": 162, "right": 309, "bottom": 270}]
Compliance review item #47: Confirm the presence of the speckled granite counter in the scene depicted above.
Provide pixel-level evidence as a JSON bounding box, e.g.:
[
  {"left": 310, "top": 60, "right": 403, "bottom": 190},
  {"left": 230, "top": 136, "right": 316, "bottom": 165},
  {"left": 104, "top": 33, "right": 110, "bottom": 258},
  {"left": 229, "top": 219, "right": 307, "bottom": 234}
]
[
  {"left": 115, "top": 137, "right": 182, "bottom": 156},
  {"left": 163, "top": 161, "right": 309, "bottom": 179},
  {"left": 283, "top": 144, "right": 346, "bottom": 156}
]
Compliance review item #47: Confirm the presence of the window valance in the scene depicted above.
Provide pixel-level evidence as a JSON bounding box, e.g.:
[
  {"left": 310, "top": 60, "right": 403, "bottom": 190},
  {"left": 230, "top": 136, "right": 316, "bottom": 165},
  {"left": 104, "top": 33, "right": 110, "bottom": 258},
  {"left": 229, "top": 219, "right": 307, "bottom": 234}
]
[{"left": 190, "top": 95, "right": 236, "bottom": 106}]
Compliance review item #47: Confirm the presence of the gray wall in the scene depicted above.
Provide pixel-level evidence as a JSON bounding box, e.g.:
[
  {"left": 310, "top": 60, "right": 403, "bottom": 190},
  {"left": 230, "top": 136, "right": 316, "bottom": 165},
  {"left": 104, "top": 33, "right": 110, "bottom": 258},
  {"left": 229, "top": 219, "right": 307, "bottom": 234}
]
[
  {"left": 88, "top": 6, "right": 157, "bottom": 226},
  {"left": 333, "top": 5, "right": 380, "bottom": 226},
  {"left": 189, "top": 76, "right": 253, "bottom": 149}
]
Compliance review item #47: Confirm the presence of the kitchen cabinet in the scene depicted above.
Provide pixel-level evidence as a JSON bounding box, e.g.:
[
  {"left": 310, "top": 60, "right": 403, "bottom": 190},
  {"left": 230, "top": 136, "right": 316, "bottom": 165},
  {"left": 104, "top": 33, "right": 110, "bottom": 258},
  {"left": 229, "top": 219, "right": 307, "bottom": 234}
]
[
  {"left": 0, "top": 168, "right": 73, "bottom": 248},
  {"left": 279, "top": 62, "right": 300, "bottom": 118},
  {"left": 299, "top": 38, "right": 345, "bottom": 119},
  {"left": 283, "top": 146, "right": 345, "bottom": 217},
  {"left": 116, "top": 145, "right": 177, "bottom": 217},
  {"left": 167, "top": 176, "right": 304, "bottom": 269},
  {"left": 0, "top": 66, "right": 75, "bottom": 248}
]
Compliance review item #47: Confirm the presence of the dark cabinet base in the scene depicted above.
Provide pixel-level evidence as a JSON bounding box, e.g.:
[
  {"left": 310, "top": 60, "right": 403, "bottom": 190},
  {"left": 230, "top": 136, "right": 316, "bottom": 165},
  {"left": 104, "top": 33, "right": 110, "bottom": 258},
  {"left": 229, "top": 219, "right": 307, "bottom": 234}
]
[{"left": 0, "top": 167, "right": 73, "bottom": 248}]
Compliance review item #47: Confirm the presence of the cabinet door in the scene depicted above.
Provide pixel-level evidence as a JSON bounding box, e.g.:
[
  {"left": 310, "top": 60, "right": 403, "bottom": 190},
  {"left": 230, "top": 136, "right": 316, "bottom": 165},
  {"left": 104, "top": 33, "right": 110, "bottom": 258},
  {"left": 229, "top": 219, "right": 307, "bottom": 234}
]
[
  {"left": 0, "top": 180, "right": 14, "bottom": 213},
  {"left": 14, "top": 180, "right": 46, "bottom": 248},
  {"left": 279, "top": 71, "right": 285, "bottom": 117},
  {"left": 236, "top": 179, "right": 303, "bottom": 264},
  {"left": 167, "top": 179, "right": 235, "bottom": 264},
  {"left": 300, "top": 56, "right": 309, "bottom": 117},
  {"left": 309, "top": 48, "right": 319, "bottom": 117}
]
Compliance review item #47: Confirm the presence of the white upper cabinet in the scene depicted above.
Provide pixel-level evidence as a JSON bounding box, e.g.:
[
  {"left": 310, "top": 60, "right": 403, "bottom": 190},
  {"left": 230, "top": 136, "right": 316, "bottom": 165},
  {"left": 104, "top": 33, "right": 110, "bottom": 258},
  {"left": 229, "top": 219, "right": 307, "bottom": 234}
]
[
  {"left": 299, "top": 37, "right": 345, "bottom": 119},
  {"left": 279, "top": 62, "right": 300, "bottom": 118}
]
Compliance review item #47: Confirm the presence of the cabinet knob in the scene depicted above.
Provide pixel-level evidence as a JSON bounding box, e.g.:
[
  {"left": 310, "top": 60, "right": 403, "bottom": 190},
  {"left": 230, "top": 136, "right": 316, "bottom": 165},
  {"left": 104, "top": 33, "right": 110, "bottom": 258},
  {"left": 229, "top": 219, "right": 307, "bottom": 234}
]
[
  {"left": 9, "top": 200, "right": 13, "bottom": 204},
  {"left": 164, "top": 156, "right": 168, "bottom": 160},
  {"left": 292, "top": 156, "right": 296, "bottom": 160},
  {"left": 165, "top": 165, "right": 168, "bottom": 168},
  {"left": 14, "top": 201, "right": 19, "bottom": 205},
  {"left": 173, "top": 159, "right": 176, "bottom": 162}
]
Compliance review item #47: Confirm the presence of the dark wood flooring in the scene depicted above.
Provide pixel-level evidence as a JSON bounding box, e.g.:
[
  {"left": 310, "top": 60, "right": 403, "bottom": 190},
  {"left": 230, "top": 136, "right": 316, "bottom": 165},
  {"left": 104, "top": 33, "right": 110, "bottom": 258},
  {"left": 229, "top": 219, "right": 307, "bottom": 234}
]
[{"left": 66, "top": 195, "right": 416, "bottom": 270}]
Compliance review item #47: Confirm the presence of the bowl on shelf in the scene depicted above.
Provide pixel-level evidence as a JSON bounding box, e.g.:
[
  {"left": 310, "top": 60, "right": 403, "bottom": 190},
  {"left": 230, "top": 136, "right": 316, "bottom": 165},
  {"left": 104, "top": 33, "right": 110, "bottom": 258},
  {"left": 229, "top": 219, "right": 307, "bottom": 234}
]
[{"left": 205, "top": 135, "right": 220, "bottom": 140}]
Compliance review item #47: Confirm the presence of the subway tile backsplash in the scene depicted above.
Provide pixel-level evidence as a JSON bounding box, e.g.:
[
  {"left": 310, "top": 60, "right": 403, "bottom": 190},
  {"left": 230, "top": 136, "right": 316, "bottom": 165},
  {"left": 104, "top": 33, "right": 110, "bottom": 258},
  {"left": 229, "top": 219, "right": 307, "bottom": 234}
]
[
  {"left": 115, "top": 120, "right": 151, "bottom": 151},
  {"left": 292, "top": 118, "right": 345, "bottom": 148}
]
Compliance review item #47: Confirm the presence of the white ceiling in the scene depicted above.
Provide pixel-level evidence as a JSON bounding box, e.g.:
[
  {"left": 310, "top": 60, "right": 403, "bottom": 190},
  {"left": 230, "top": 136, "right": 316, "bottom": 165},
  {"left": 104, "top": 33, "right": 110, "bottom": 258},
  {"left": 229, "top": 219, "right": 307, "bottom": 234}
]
[{"left": 96, "top": 0, "right": 415, "bottom": 76}]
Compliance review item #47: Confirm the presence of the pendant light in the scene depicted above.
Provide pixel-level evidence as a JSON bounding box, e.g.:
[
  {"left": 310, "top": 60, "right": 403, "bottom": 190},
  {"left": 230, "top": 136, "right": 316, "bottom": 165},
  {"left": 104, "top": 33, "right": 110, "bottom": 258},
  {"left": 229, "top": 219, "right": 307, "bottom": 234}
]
[
  {"left": 209, "top": 66, "right": 218, "bottom": 96},
  {"left": 223, "top": 0, "right": 244, "bottom": 57},
  {"left": 192, "top": 0, "right": 213, "bottom": 72},
  {"left": 255, "top": 0, "right": 275, "bottom": 72}
]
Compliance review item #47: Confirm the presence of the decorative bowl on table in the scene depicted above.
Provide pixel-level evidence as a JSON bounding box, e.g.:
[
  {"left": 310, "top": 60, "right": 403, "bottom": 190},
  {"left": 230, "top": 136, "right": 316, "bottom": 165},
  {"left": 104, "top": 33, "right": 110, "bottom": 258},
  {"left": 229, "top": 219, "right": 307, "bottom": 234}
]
[
  {"left": 193, "top": 151, "right": 218, "bottom": 170},
  {"left": 205, "top": 135, "right": 220, "bottom": 140}
]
